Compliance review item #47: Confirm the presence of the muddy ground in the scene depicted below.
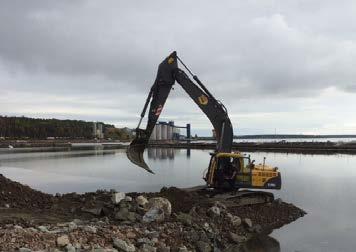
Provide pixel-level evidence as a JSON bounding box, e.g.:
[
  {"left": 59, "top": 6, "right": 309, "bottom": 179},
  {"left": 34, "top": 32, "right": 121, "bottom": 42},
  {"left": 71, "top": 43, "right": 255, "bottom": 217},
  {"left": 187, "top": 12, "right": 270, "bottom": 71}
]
[{"left": 0, "top": 174, "right": 306, "bottom": 251}]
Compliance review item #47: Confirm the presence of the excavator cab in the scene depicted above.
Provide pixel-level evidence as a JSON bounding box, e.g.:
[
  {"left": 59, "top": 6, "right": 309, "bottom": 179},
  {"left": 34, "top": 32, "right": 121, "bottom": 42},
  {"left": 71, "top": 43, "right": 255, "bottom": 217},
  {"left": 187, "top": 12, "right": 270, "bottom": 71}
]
[{"left": 205, "top": 152, "right": 281, "bottom": 190}]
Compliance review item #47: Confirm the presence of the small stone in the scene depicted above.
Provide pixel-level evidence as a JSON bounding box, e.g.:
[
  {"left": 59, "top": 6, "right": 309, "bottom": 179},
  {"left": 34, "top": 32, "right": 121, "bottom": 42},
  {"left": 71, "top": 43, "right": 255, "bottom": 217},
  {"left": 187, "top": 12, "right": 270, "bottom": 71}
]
[
  {"left": 28, "top": 227, "right": 38, "bottom": 232},
  {"left": 83, "top": 225, "right": 97, "bottom": 233},
  {"left": 229, "top": 232, "right": 247, "bottom": 243},
  {"left": 112, "top": 192, "right": 126, "bottom": 204},
  {"left": 195, "top": 241, "right": 211, "bottom": 252},
  {"left": 37, "top": 226, "right": 49, "bottom": 232},
  {"left": 136, "top": 195, "right": 149, "bottom": 206},
  {"left": 214, "top": 201, "right": 227, "bottom": 210},
  {"left": 176, "top": 212, "right": 192, "bottom": 226},
  {"left": 126, "top": 231, "right": 137, "bottom": 239},
  {"left": 19, "top": 248, "right": 31, "bottom": 252},
  {"left": 207, "top": 206, "right": 220, "bottom": 218},
  {"left": 74, "top": 243, "right": 82, "bottom": 249},
  {"left": 57, "top": 235, "right": 70, "bottom": 247},
  {"left": 251, "top": 224, "right": 262, "bottom": 233},
  {"left": 140, "top": 244, "right": 157, "bottom": 252},
  {"left": 125, "top": 196, "right": 133, "bottom": 202},
  {"left": 68, "top": 221, "right": 78, "bottom": 231},
  {"left": 113, "top": 238, "right": 136, "bottom": 252},
  {"left": 66, "top": 244, "right": 76, "bottom": 252},
  {"left": 177, "top": 246, "right": 188, "bottom": 252},
  {"left": 137, "top": 238, "right": 153, "bottom": 245},
  {"left": 157, "top": 246, "right": 170, "bottom": 252},
  {"left": 143, "top": 207, "right": 165, "bottom": 223},
  {"left": 4, "top": 203, "right": 10, "bottom": 208},
  {"left": 230, "top": 216, "right": 241, "bottom": 227},
  {"left": 147, "top": 231, "right": 159, "bottom": 239},
  {"left": 243, "top": 218, "right": 253, "bottom": 228}
]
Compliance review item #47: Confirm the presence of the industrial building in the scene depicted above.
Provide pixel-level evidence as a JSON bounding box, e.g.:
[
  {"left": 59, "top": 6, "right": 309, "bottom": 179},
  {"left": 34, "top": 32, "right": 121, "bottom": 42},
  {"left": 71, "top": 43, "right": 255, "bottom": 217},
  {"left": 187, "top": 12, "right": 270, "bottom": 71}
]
[
  {"left": 150, "top": 121, "right": 190, "bottom": 140},
  {"left": 93, "top": 122, "right": 104, "bottom": 139}
]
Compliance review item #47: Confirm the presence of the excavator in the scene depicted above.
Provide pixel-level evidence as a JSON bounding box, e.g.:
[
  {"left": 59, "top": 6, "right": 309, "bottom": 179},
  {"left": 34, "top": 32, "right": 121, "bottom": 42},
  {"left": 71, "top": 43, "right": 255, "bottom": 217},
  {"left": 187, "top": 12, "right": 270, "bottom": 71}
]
[{"left": 127, "top": 51, "right": 281, "bottom": 193}]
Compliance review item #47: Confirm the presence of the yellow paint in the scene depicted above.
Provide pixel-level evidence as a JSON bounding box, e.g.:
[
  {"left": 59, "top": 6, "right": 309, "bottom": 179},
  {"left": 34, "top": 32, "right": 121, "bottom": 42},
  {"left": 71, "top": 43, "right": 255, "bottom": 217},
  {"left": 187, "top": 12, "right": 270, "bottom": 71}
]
[
  {"left": 168, "top": 57, "right": 175, "bottom": 64},
  {"left": 207, "top": 158, "right": 217, "bottom": 185},
  {"left": 216, "top": 152, "right": 243, "bottom": 158},
  {"left": 251, "top": 169, "right": 279, "bottom": 187},
  {"left": 198, "top": 95, "right": 209, "bottom": 105}
]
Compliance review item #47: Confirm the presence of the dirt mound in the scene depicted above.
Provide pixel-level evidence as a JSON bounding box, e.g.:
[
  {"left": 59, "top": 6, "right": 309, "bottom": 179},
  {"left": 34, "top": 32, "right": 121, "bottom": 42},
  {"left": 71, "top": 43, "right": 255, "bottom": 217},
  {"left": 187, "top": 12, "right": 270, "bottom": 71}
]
[
  {"left": 0, "top": 174, "right": 53, "bottom": 209},
  {"left": 158, "top": 187, "right": 204, "bottom": 213}
]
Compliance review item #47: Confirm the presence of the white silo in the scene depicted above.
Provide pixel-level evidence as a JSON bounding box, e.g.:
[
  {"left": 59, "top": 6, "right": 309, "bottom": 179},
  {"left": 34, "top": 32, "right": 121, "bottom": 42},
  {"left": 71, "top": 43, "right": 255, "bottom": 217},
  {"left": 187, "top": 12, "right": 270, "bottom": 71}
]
[
  {"left": 162, "top": 124, "right": 167, "bottom": 139},
  {"left": 167, "top": 125, "right": 173, "bottom": 140},
  {"left": 156, "top": 124, "right": 162, "bottom": 140},
  {"left": 150, "top": 125, "right": 157, "bottom": 140}
]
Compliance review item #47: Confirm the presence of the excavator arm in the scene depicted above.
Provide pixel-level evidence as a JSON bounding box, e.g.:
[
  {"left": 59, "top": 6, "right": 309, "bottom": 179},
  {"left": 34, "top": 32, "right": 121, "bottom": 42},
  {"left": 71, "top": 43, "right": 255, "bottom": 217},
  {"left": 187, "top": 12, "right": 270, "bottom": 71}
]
[{"left": 127, "top": 51, "right": 233, "bottom": 172}]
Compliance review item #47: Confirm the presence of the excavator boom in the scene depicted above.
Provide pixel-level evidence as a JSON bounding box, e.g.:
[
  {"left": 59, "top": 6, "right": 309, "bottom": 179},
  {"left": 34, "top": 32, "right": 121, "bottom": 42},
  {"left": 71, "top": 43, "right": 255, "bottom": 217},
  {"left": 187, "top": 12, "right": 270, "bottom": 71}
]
[{"left": 127, "top": 52, "right": 233, "bottom": 172}]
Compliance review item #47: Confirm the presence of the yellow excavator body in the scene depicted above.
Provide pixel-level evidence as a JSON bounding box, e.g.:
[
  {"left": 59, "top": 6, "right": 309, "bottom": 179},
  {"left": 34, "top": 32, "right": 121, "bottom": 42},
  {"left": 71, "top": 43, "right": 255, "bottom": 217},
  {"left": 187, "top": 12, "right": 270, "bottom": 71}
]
[{"left": 205, "top": 152, "right": 281, "bottom": 190}]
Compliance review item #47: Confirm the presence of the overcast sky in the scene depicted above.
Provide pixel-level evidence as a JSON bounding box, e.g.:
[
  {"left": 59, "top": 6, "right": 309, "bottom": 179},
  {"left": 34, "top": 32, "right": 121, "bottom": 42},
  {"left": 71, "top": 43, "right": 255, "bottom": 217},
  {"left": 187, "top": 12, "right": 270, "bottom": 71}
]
[{"left": 1, "top": 0, "right": 356, "bottom": 136}]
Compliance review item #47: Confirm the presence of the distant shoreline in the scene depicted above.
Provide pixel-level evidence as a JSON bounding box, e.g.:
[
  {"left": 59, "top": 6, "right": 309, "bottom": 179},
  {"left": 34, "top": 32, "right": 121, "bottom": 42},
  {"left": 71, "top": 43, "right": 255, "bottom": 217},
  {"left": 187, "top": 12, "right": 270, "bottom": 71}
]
[{"left": 2, "top": 139, "right": 356, "bottom": 155}]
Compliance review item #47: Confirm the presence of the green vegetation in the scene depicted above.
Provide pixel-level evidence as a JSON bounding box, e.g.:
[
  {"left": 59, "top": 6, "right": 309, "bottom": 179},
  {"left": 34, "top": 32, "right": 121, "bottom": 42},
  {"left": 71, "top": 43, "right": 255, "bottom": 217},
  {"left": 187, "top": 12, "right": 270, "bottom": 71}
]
[
  {"left": 0, "top": 116, "right": 132, "bottom": 140},
  {"left": 104, "top": 127, "right": 131, "bottom": 140}
]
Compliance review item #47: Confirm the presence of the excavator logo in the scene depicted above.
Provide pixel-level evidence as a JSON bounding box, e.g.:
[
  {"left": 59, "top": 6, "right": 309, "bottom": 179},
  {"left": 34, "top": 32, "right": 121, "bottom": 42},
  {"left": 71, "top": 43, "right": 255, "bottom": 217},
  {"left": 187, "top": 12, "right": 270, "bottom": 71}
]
[
  {"left": 155, "top": 105, "right": 163, "bottom": 116},
  {"left": 168, "top": 57, "right": 175, "bottom": 64},
  {"left": 198, "top": 95, "right": 209, "bottom": 105}
]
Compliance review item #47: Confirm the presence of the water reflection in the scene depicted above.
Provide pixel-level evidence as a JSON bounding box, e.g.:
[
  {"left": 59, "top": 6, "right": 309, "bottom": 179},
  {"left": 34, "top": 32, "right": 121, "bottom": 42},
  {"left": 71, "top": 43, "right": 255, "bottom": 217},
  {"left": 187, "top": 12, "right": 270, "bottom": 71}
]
[
  {"left": 147, "top": 148, "right": 191, "bottom": 160},
  {"left": 228, "top": 235, "right": 280, "bottom": 252}
]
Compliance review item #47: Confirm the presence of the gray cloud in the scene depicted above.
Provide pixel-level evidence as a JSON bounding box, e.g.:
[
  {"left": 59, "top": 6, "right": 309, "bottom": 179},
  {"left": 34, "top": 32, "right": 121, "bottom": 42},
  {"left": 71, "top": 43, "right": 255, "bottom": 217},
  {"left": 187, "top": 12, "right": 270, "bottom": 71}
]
[{"left": 1, "top": 0, "right": 356, "bottom": 134}]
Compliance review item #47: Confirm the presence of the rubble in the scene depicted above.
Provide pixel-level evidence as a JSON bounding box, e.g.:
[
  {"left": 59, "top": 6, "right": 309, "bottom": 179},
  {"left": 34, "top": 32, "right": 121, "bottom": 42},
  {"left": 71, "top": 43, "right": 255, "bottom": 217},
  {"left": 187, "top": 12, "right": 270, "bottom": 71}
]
[
  {"left": 112, "top": 192, "right": 126, "bottom": 205},
  {"left": 0, "top": 175, "right": 306, "bottom": 251}
]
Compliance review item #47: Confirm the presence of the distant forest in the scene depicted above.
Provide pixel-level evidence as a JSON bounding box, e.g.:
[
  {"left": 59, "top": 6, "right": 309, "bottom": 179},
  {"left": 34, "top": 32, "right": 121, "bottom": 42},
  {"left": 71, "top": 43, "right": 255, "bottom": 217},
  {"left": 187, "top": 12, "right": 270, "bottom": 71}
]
[{"left": 0, "top": 116, "right": 131, "bottom": 140}]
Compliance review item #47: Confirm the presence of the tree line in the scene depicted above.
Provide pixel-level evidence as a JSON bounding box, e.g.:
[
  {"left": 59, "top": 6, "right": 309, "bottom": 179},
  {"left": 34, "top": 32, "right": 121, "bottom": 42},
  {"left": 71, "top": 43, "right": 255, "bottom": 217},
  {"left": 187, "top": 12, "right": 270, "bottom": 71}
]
[{"left": 0, "top": 116, "right": 131, "bottom": 140}]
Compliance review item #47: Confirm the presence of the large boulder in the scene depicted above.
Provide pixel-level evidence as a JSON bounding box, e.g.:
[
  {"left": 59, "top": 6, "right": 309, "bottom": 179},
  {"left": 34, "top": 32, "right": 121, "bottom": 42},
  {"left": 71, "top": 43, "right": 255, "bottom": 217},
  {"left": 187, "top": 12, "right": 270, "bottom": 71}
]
[
  {"left": 143, "top": 207, "right": 165, "bottom": 223},
  {"left": 147, "top": 197, "right": 172, "bottom": 216},
  {"left": 112, "top": 192, "right": 126, "bottom": 204}
]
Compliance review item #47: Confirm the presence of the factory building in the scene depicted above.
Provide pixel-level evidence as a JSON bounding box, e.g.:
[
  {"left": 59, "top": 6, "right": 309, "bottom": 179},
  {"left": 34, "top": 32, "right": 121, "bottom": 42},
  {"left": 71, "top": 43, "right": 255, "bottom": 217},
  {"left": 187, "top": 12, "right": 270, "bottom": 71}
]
[
  {"left": 93, "top": 122, "right": 104, "bottom": 139},
  {"left": 150, "top": 121, "right": 180, "bottom": 140}
]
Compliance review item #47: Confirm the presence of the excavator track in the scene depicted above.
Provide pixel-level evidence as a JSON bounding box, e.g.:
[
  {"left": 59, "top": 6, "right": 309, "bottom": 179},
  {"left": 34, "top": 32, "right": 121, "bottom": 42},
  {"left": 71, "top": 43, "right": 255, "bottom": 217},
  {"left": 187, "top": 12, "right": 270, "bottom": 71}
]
[{"left": 183, "top": 186, "right": 274, "bottom": 206}]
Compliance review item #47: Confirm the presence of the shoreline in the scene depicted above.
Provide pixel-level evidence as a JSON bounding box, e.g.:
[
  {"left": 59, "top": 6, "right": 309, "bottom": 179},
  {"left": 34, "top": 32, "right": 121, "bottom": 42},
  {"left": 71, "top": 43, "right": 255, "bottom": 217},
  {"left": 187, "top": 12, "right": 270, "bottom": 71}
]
[{"left": 2, "top": 139, "right": 356, "bottom": 155}]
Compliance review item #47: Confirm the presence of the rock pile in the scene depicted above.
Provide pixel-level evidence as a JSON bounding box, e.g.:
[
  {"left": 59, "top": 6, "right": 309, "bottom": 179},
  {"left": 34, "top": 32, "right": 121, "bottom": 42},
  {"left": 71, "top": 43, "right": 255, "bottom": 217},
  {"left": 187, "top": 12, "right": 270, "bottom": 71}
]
[{"left": 0, "top": 176, "right": 306, "bottom": 251}]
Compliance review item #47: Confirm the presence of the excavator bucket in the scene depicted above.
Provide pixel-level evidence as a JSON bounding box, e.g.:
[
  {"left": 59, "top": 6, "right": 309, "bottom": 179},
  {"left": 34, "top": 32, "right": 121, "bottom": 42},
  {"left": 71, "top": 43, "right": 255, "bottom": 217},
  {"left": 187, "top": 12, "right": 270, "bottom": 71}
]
[{"left": 127, "top": 135, "right": 154, "bottom": 174}]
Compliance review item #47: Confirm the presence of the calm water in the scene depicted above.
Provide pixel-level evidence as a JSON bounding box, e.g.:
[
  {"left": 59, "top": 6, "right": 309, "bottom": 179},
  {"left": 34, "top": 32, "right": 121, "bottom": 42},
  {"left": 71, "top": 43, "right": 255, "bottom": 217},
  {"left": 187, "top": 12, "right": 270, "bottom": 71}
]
[
  {"left": 0, "top": 148, "right": 356, "bottom": 252},
  {"left": 192, "top": 137, "right": 356, "bottom": 143}
]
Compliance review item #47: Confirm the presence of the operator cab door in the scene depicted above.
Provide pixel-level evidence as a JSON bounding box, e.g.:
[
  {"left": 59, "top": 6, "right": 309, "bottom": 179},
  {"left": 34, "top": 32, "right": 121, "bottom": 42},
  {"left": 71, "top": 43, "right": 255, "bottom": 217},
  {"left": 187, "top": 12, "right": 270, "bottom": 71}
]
[{"left": 235, "top": 157, "right": 252, "bottom": 187}]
